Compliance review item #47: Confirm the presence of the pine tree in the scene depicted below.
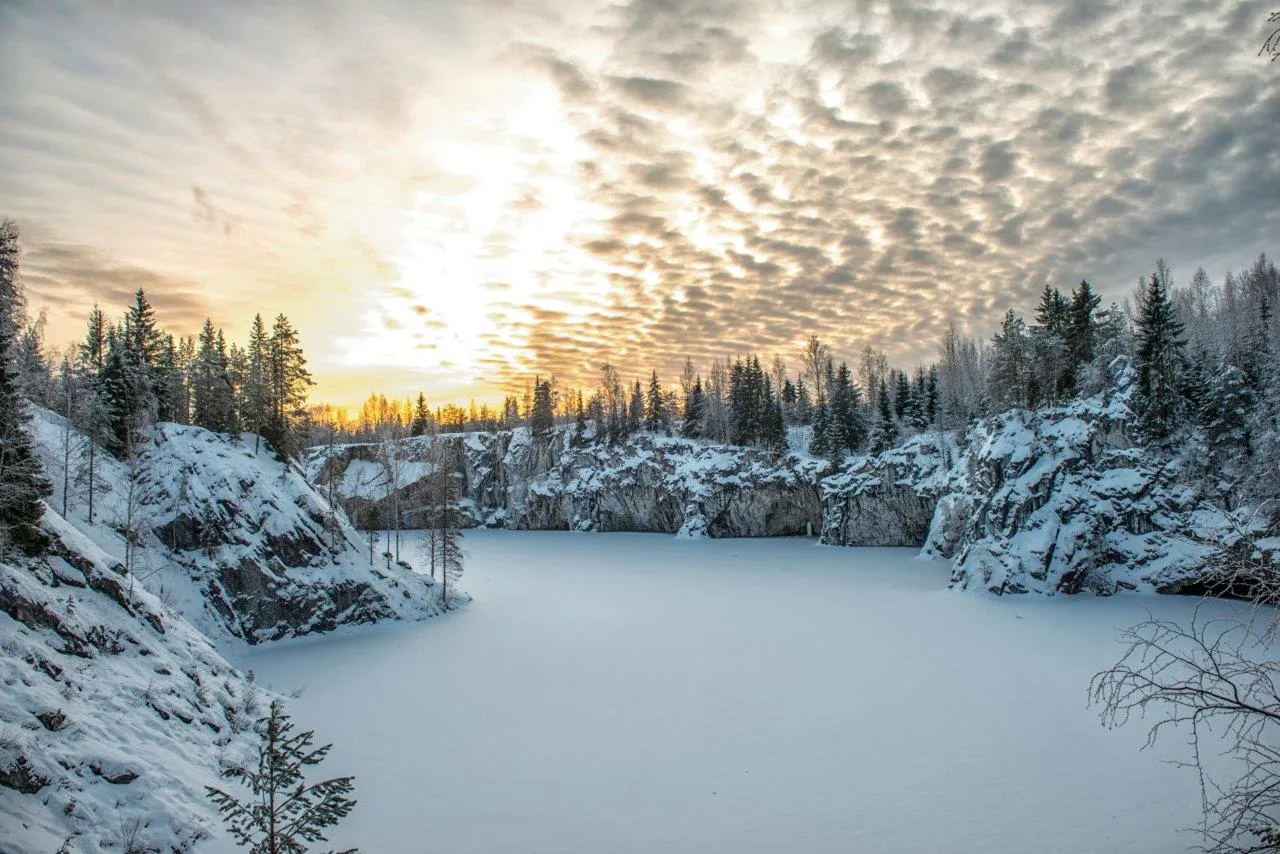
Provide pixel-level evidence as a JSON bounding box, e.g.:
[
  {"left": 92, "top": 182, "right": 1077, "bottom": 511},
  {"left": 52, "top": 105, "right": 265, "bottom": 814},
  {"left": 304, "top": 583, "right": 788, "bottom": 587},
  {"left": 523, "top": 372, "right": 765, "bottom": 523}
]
[
  {"left": 410, "top": 393, "right": 431, "bottom": 436},
  {"left": 429, "top": 451, "right": 465, "bottom": 608},
  {"left": 644, "top": 370, "right": 666, "bottom": 433},
  {"left": 0, "top": 219, "right": 50, "bottom": 555},
  {"left": 627, "top": 379, "right": 643, "bottom": 435},
  {"left": 241, "top": 314, "right": 272, "bottom": 448},
  {"left": 682, "top": 378, "right": 704, "bottom": 438},
  {"left": 264, "top": 314, "right": 314, "bottom": 459},
  {"left": 868, "top": 380, "right": 898, "bottom": 453},
  {"left": 1135, "top": 264, "right": 1187, "bottom": 439},
  {"left": 206, "top": 699, "right": 358, "bottom": 854},
  {"left": 1068, "top": 279, "right": 1101, "bottom": 366},
  {"left": 529, "top": 376, "right": 554, "bottom": 438}
]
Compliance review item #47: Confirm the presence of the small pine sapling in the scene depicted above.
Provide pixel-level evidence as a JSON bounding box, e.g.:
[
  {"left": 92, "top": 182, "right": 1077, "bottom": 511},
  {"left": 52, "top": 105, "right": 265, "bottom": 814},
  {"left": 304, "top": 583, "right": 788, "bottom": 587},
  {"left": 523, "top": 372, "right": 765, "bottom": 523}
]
[{"left": 206, "top": 699, "right": 358, "bottom": 854}]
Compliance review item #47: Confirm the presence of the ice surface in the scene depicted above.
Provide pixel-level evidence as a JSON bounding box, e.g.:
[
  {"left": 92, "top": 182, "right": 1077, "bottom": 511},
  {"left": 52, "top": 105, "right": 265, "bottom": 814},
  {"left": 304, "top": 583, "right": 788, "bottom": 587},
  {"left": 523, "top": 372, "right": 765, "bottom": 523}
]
[{"left": 224, "top": 531, "right": 1246, "bottom": 854}]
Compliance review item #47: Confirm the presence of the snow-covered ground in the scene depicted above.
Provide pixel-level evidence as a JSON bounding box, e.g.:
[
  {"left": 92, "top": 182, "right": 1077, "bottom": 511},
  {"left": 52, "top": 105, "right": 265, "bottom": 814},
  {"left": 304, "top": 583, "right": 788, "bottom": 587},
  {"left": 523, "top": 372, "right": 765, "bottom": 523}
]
[{"left": 224, "top": 531, "right": 1245, "bottom": 854}]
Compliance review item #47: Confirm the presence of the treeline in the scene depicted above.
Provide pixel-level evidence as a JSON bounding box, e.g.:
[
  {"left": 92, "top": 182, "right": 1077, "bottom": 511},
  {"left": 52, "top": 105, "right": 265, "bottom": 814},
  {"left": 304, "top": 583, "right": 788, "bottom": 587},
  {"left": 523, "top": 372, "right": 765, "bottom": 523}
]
[
  {"left": 0, "top": 220, "right": 316, "bottom": 552},
  {"left": 312, "top": 253, "right": 1280, "bottom": 505},
  {"left": 18, "top": 293, "right": 315, "bottom": 460}
]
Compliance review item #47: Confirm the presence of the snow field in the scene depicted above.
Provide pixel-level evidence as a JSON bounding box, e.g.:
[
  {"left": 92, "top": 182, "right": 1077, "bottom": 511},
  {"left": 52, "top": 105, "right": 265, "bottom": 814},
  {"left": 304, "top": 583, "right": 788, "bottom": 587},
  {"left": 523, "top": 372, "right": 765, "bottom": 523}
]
[{"left": 227, "top": 531, "right": 1245, "bottom": 854}]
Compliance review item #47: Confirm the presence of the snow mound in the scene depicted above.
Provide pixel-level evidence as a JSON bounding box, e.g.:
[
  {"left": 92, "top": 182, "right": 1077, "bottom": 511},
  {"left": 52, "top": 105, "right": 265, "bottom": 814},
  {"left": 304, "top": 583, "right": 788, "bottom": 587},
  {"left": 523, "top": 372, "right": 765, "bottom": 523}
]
[{"left": 1, "top": 504, "right": 258, "bottom": 852}]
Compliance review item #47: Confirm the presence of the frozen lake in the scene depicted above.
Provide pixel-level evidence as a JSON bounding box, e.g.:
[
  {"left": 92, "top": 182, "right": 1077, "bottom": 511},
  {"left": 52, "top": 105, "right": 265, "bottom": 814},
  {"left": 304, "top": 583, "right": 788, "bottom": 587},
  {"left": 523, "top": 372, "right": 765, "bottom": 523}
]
[{"left": 228, "top": 531, "right": 1234, "bottom": 853}]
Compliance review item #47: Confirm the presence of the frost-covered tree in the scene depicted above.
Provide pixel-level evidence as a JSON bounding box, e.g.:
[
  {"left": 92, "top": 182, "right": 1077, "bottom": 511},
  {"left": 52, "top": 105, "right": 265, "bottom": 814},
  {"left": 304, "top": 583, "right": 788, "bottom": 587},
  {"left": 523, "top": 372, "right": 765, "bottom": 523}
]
[
  {"left": 1135, "top": 263, "right": 1187, "bottom": 439},
  {"left": 988, "top": 310, "right": 1031, "bottom": 411},
  {"left": 206, "top": 699, "right": 358, "bottom": 854},
  {"left": 192, "top": 320, "right": 238, "bottom": 434}
]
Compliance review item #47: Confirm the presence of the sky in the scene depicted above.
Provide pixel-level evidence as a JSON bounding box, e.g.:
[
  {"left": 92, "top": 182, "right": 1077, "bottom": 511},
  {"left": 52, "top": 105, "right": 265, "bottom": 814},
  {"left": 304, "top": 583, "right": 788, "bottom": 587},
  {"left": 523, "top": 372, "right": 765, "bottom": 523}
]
[{"left": 1, "top": 0, "right": 1277, "bottom": 406}]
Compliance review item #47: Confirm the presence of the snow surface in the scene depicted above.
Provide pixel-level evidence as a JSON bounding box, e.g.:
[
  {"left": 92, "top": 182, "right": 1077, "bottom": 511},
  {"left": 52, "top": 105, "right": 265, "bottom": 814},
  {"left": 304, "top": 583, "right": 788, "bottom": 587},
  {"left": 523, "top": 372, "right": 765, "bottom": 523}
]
[{"left": 222, "top": 531, "right": 1249, "bottom": 854}]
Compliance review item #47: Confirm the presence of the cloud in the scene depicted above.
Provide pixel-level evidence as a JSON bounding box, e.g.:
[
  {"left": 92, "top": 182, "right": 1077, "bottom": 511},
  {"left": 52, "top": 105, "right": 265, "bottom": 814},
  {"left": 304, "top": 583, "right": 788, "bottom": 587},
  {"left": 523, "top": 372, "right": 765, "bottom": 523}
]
[
  {"left": 2, "top": 0, "right": 1276, "bottom": 403},
  {"left": 21, "top": 241, "right": 210, "bottom": 331}
]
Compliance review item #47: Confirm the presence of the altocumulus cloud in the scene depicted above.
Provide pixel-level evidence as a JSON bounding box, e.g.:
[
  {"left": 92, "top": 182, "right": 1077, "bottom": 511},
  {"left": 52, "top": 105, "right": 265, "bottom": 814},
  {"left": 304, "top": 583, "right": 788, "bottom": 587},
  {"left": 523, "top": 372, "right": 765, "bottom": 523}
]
[{"left": 0, "top": 0, "right": 1276, "bottom": 402}]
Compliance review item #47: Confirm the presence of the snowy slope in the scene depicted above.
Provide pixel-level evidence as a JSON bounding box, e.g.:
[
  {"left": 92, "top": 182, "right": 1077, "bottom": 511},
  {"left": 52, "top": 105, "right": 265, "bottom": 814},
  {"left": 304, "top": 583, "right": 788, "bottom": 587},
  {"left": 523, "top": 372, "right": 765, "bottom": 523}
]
[
  {"left": 32, "top": 410, "right": 448, "bottom": 647},
  {"left": 1, "top": 504, "right": 257, "bottom": 852}
]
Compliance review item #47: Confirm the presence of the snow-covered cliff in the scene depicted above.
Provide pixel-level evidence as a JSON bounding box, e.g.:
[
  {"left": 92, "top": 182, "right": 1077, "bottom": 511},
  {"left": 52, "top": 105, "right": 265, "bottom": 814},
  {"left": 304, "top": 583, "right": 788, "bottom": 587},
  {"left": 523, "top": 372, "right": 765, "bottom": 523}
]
[
  {"left": 315, "top": 359, "right": 1255, "bottom": 597},
  {"left": 32, "top": 411, "right": 445, "bottom": 646},
  {"left": 307, "top": 428, "right": 827, "bottom": 539},
  {"left": 930, "top": 361, "right": 1235, "bottom": 595}
]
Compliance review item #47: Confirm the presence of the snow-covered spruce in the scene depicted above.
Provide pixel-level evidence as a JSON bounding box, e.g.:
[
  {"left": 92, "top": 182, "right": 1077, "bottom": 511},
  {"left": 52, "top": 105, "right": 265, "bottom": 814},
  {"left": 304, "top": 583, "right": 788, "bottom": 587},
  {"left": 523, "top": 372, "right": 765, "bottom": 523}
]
[
  {"left": 0, "top": 505, "right": 257, "bottom": 852},
  {"left": 32, "top": 409, "right": 450, "bottom": 646}
]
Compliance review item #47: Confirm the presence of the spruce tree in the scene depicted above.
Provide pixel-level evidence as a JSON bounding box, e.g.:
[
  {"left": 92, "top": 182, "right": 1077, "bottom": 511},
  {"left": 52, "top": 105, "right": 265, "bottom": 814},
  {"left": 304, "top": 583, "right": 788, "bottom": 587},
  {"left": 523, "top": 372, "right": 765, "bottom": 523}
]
[
  {"left": 206, "top": 699, "right": 358, "bottom": 854},
  {"left": 627, "top": 379, "right": 643, "bottom": 435},
  {"left": 529, "top": 376, "right": 555, "bottom": 438},
  {"left": 241, "top": 314, "right": 272, "bottom": 448},
  {"left": 0, "top": 219, "right": 50, "bottom": 555},
  {"left": 264, "top": 314, "right": 313, "bottom": 459},
  {"left": 989, "top": 310, "right": 1030, "bottom": 411},
  {"left": 429, "top": 452, "right": 465, "bottom": 608},
  {"left": 868, "top": 381, "right": 898, "bottom": 453},
  {"left": 1135, "top": 265, "right": 1187, "bottom": 439},
  {"left": 1068, "top": 279, "right": 1101, "bottom": 366},
  {"left": 410, "top": 393, "right": 431, "bottom": 436},
  {"left": 644, "top": 370, "right": 666, "bottom": 433},
  {"left": 76, "top": 306, "right": 110, "bottom": 524},
  {"left": 760, "top": 380, "right": 787, "bottom": 454},
  {"left": 682, "top": 378, "right": 704, "bottom": 438}
]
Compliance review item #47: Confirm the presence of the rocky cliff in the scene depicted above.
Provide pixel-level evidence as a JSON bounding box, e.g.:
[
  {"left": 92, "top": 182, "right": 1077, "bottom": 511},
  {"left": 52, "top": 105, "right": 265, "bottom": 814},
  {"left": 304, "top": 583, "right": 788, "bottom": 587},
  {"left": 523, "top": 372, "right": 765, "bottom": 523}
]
[
  {"left": 33, "top": 411, "right": 448, "bottom": 647},
  {"left": 313, "top": 359, "right": 1252, "bottom": 597},
  {"left": 307, "top": 428, "right": 828, "bottom": 538}
]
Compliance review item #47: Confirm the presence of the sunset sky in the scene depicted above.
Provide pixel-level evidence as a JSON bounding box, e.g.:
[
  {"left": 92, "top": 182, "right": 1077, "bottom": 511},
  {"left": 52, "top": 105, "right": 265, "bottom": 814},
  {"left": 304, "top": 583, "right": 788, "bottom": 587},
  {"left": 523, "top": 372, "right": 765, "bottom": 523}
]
[{"left": 1, "top": 0, "right": 1276, "bottom": 406}]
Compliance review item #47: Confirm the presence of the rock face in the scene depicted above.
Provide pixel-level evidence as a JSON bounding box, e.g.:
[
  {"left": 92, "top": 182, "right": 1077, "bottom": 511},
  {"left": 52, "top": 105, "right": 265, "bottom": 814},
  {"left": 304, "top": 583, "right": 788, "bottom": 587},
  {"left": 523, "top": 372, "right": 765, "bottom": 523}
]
[
  {"left": 929, "top": 361, "right": 1231, "bottom": 595},
  {"left": 33, "top": 412, "right": 448, "bottom": 646},
  {"left": 0, "top": 507, "right": 257, "bottom": 852},
  {"left": 312, "top": 359, "right": 1246, "bottom": 597},
  {"left": 308, "top": 429, "right": 827, "bottom": 539},
  {"left": 820, "top": 433, "right": 957, "bottom": 548}
]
